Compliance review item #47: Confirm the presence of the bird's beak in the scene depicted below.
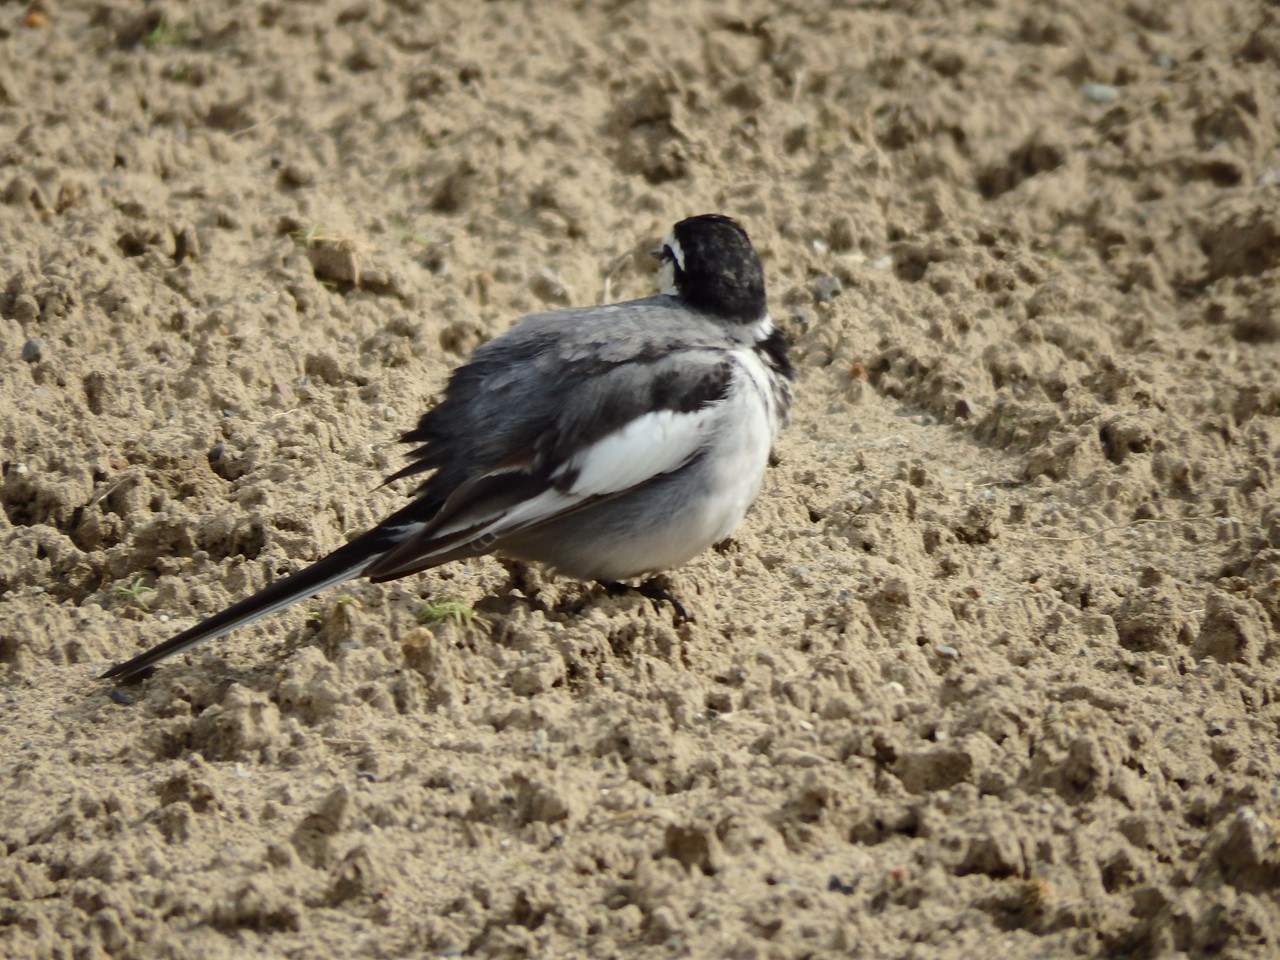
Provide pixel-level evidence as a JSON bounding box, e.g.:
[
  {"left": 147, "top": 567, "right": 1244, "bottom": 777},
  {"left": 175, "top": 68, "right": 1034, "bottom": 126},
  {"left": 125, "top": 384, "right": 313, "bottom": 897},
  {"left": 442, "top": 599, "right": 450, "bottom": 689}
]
[{"left": 649, "top": 247, "right": 664, "bottom": 261}]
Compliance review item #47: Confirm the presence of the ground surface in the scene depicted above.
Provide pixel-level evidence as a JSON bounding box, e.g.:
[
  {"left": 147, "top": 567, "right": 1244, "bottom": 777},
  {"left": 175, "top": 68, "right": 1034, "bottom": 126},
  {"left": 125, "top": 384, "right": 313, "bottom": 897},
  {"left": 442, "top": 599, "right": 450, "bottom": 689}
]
[{"left": 2, "top": 1, "right": 1280, "bottom": 957}]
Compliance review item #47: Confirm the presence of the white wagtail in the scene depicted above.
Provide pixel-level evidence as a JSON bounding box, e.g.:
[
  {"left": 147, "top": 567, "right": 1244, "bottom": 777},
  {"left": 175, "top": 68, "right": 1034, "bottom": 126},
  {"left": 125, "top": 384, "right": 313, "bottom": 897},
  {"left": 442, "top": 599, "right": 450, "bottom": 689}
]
[{"left": 101, "top": 214, "right": 793, "bottom": 681}]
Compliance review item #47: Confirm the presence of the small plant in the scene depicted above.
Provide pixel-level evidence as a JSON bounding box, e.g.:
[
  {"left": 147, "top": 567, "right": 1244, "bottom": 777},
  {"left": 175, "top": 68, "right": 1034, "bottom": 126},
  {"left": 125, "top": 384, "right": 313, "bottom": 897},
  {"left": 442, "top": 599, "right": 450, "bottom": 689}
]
[
  {"left": 292, "top": 224, "right": 332, "bottom": 246},
  {"left": 114, "top": 577, "right": 156, "bottom": 612},
  {"left": 306, "top": 593, "right": 362, "bottom": 623},
  {"left": 392, "top": 224, "right": 432, "bottom": 248},
  {"left": 417, "top": 599, "right": 487, "bottom": 632},
  {"left": 143, "top": 16, "right": 191, "bottom": 49}
]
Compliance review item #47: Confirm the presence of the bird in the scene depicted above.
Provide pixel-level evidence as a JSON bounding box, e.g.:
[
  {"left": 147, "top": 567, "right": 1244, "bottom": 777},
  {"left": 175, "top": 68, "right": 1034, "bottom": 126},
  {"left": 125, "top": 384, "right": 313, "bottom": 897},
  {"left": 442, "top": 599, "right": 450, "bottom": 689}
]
[{"left": 100, "top": 214, "right": 793, "bottom": 682}]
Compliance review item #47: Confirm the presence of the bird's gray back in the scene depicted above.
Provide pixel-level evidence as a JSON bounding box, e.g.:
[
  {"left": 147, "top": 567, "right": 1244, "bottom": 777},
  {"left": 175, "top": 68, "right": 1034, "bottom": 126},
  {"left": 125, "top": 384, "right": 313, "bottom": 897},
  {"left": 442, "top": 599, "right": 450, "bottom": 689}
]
[{"left": 393, "top": 296, "right": 742, "bottom": 503}]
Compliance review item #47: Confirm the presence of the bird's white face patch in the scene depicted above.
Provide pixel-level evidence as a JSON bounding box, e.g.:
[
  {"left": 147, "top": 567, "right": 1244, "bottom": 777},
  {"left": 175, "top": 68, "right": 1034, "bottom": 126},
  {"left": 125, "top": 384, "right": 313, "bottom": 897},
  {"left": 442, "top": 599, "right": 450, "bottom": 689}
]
[
  {"left": 657, "top": 229, "right": 685, "bottom": 296},
  {"left": 658, "top": 259, "right": 677, "bottom": 296},
  {"left": 665, "top": 231, "right": 685, "bottom": 271}
]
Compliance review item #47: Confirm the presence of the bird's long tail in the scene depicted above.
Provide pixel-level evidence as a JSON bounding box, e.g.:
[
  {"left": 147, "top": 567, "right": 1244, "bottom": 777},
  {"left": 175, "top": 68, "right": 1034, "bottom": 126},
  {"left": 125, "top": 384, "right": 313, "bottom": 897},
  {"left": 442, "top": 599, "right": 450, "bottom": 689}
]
[{"left": 99, "top": 531, "right": 395, "bottom": 683}]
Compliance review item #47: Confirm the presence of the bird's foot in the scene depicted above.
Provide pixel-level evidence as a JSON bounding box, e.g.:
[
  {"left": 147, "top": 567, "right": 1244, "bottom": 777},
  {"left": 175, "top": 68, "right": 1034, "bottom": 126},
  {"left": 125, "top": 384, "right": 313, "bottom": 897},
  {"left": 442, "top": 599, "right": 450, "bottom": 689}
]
[{"left": 597, "top": 578, "right": 693, "bottom": 624}]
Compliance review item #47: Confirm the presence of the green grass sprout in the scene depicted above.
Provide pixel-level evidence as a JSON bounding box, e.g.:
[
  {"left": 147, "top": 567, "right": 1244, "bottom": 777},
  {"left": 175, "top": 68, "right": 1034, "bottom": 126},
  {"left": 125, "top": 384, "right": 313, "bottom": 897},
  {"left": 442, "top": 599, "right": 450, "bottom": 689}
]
[
  {"left": 417, "top": 599, "right": 488, "bottom": 632},
  {"left": 114, "top": 577, "right": 156, "bottom": 612}
]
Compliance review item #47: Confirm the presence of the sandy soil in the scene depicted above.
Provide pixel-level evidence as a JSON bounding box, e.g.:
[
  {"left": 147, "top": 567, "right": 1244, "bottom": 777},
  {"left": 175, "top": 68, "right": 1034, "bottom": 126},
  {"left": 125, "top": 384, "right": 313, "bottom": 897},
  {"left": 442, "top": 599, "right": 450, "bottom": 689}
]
[{"left": 3, "top": 0, "right": 1280, "bottom": 957}]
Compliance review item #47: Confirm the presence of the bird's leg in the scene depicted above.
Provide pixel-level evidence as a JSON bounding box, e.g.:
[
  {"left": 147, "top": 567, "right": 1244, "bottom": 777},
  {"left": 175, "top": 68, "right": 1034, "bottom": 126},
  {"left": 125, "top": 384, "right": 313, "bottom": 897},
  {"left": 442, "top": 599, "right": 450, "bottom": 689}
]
[{"left": 597, "top": 579, "right": 692, "bottom": 624}]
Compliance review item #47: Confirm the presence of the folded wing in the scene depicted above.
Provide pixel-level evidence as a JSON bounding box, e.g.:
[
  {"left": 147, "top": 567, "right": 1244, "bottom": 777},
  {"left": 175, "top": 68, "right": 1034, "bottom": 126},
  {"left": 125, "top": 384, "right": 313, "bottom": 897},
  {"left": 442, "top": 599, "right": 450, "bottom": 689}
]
[{"left": 364, "top": 351, "right": 733, "bottom": 581}]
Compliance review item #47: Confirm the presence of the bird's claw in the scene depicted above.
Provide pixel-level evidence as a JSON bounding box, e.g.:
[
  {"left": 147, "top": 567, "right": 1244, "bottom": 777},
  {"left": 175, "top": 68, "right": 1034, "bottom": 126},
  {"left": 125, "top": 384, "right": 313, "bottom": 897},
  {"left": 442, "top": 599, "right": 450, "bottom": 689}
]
[{"left": 598, "top": 579, "right": 693, "bottom": 624}]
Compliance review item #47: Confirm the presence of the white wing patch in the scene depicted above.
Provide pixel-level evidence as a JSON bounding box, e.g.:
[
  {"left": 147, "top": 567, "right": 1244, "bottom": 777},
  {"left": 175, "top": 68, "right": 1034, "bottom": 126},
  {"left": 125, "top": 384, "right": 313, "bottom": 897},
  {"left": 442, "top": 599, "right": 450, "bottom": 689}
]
[
  {"left": 560, "top": 406, "right": 717, "bottom": 498},
  {"left": 424, "top": 406, "right": 719, "bottom": 546},
  {"left": 474, "top": 485, "right": 579, "bottom": 537}
]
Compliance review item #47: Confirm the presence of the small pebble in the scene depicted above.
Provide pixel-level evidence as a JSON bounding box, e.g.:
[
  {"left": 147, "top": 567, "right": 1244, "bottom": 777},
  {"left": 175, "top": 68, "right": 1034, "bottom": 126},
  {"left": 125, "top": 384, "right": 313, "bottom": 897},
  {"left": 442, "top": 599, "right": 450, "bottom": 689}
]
[
  {"left": 1081, "top": 81, "right": 1120, "bottom": 104},
  {"left": 279, "top": 162, "right": 316, "bottom": 188},
  {"left": 936, "top": 644, "right": 960, "bottom": 659},
  {"left": 531, "top": 268, "right": 570, "bottom": 304},
  {"left": 21, "top": 338, "right": 45, "bottom": 362},
  {"left": 108, "top": 689, "right": 134, "bottom": 706},
  {"left": 13, "top": 294, "right": 39, "bottom": 322},
  {"left": 828, "top": 216, "right": 856, "bottom": 252},
  {"left": 828, "top": 875, "right": 857, "bottom": 895},
  {"left": 811, "top": 275, "right": 843, "bottom": 303}
]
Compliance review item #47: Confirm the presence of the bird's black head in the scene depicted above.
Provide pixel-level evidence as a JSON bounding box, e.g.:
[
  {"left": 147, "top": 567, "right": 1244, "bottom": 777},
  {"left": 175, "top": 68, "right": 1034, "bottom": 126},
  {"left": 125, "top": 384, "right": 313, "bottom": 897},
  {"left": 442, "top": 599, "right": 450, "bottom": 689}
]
[{"left": 655, "top": 214, "right": 766, "bottom": 323}]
